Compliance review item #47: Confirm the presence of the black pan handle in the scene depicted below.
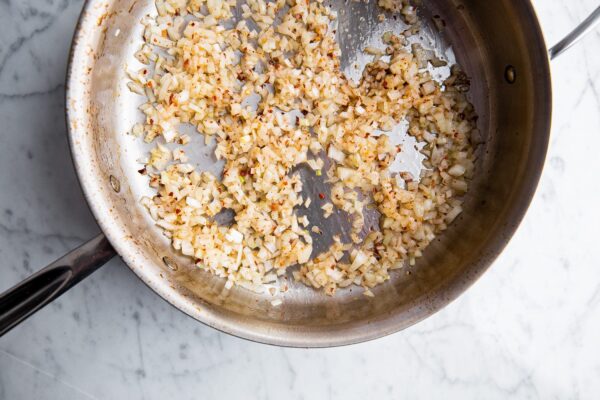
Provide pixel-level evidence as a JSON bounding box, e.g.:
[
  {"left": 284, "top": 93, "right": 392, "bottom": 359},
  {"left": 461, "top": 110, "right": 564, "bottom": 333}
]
[{"left": 0, "top": 234, "right": 116, "bottom": 336}]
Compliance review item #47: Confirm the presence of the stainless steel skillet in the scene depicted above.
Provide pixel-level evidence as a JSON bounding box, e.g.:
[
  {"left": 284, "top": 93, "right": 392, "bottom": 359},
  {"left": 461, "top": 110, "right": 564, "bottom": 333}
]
[{"left": 1, "top": 0, "right": 599, "bottom": 347}]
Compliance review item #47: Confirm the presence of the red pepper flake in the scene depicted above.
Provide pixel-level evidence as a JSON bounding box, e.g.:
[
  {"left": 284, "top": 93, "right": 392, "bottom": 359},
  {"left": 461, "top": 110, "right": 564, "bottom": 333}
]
[{"left": 318, "top": 193, "right": 325, "bottom": 200}]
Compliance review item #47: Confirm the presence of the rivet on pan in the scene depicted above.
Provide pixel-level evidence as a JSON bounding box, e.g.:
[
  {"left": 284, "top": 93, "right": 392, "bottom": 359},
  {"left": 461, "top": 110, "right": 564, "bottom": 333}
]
[
  {"left": 504, "top": 65, "right": 516, "bottom": 84},
  {"left": 109, "top": 175, "right": 121, "bottom": 193},
  {"left": 163, "top": 256, "right": 178, "bottom": 271}
]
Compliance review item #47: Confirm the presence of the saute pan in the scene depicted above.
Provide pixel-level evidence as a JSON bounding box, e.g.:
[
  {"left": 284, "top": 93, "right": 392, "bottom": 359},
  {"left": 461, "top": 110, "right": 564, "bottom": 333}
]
[{"left": 1, "top": 0, "right": 599, "bottom": 347}]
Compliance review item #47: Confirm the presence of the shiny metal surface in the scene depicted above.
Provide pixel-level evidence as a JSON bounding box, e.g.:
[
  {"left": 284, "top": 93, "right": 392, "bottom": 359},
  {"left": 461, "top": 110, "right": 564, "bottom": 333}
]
[{"left": 65, "top": 0, "right": 553, "bottom": 347}]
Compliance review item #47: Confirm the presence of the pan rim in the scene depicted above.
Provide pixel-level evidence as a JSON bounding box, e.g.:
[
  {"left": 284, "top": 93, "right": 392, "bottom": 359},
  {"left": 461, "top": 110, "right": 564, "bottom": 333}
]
[{"left": 65, "top": 0, "right": 552, "bottom": 347}]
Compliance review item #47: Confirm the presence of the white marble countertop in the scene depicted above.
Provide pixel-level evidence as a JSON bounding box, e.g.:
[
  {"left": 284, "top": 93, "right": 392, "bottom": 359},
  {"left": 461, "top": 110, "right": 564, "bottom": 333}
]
[{"left": 1, "top": 0, "right": 599, "bottom": 398}]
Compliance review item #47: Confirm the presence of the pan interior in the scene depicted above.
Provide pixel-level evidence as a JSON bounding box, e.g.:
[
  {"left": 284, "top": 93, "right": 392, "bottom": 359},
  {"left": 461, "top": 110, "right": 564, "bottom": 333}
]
[{"left": 67, "top": 0, "right": 550, "bottom": 345}]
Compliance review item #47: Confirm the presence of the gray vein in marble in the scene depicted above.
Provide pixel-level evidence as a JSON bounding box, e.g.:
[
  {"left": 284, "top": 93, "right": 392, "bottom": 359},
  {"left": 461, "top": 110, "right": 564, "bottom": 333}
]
[
  {"left": 132, "top": 311, "right": 148, "bottom": 400},
  {"left": 0, "top": 1, "right": 69, "bottom": 79},
  {"left": 0, "top": 219, "right": 87, "bottom": 245},
  {"left": 0, "top": 82, "right": 63, "bottom": 101},
  {"left": 0, "top": 348, "right": 99, "bottom": 400},
  {"left": 280, "top": 348, "right": 298, "bottom": 391}
]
